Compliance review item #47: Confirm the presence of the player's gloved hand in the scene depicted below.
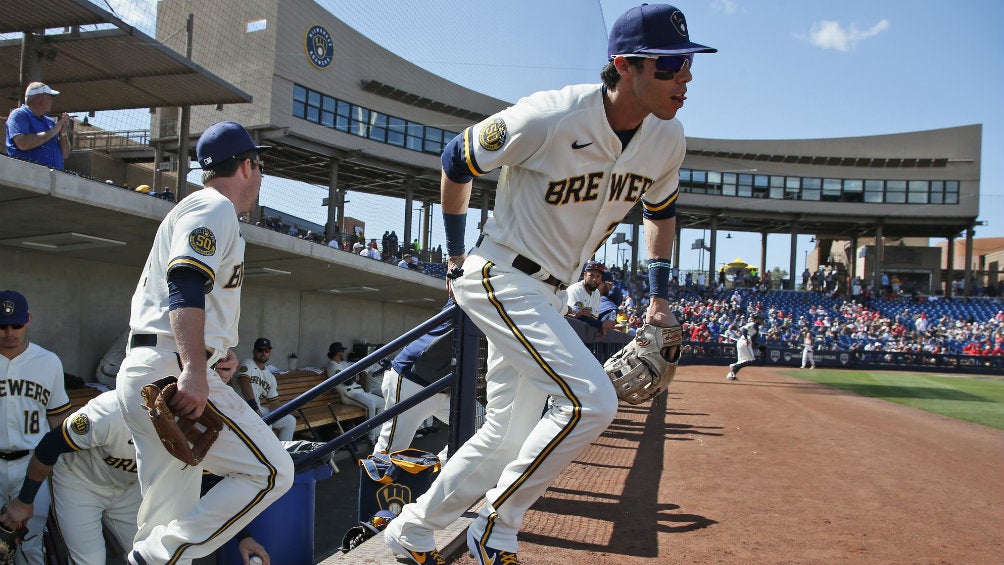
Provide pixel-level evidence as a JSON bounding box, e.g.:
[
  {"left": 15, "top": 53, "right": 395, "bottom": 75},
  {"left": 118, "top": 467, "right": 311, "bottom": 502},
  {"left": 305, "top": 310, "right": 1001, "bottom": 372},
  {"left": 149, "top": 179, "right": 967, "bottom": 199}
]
[
  {"left": 645, "top": 297, "right": 680, "bottom": 358},
  {"left": 445, "top": 254, "right": 466, "bottom": 299},
  {"left": 0, "top": 500, "right": 31, "bottom": 531},
  {"left": 238, "top": 537, "right": 270, "bottom": 565}
]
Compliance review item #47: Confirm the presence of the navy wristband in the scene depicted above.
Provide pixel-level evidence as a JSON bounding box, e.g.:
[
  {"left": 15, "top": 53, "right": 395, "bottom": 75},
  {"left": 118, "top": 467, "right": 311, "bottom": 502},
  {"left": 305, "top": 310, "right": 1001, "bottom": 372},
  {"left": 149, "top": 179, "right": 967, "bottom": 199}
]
[
  {"left": 443, "top": 212, "right": 467, "bottom": 257},
  {"left": 648, "top": 258, "right": 672, "bottom": 300},
  {"left": 18, "top": 477, "right": 43, "bottom": 504}
]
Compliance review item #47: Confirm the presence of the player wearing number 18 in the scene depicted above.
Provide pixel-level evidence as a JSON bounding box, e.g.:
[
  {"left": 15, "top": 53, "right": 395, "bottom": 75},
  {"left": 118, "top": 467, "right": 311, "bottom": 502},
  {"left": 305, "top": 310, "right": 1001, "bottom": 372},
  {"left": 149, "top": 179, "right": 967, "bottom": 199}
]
[{"left": 0, "top": 290, "right": 72, "bottom": 565}]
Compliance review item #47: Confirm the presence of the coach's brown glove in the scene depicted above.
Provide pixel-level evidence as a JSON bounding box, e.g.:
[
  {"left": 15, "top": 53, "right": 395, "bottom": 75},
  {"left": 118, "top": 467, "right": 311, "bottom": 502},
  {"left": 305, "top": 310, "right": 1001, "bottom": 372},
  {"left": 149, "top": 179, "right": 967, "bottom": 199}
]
[
  {"left": 603, "top": 324, "right": 683, "bottom": 405},
  {"left": 0, "top": 514, "right": 28, "bottom": 564},
  {"left": 141, "top": 376, "right": 224, "bottom": 466}
]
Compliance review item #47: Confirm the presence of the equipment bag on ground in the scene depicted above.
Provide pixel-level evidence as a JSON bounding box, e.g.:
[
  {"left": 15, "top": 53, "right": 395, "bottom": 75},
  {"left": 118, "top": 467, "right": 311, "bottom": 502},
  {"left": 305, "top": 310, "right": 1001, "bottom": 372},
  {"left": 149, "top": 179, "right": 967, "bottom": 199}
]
[{"left": 358, "top": 448, "right": 440, "bottom": 523}]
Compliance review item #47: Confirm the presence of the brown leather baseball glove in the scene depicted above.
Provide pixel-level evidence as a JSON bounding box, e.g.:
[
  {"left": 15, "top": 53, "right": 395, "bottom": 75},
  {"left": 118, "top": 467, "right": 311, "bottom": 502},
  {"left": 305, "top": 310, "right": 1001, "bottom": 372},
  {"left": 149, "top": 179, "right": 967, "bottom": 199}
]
[
  {"left": 141, "top": 376, "right": 224, "bottom": 466},
  {"left": 0, "top": 515, "right": 27, "bottom": 565}
]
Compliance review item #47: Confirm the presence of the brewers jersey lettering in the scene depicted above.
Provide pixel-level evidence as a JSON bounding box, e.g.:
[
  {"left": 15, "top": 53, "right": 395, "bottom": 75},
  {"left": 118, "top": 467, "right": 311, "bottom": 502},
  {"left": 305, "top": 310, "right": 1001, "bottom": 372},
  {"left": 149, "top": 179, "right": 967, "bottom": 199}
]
[{"left": 460, "top": 84, "right": 684, "bottom": 284}]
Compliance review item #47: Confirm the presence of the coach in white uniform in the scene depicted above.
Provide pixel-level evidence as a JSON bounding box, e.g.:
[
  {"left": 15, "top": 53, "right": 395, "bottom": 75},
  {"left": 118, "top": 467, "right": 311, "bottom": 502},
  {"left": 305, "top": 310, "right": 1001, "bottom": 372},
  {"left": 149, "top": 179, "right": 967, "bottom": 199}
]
[
  {"left": 384, "top": 5, "right": 713, "bottom": 565},
  {"left": 115, "top": 122, "right": 293, "bottom": 565},
  {"left": 234, "top": 338, "right": 296, "bottom": 441},
  {"left": 0, "top": 290, "right": 71, "bottom": 565},
  {"left": 564, "top": 261, "right": 605, "bottom": 318}
]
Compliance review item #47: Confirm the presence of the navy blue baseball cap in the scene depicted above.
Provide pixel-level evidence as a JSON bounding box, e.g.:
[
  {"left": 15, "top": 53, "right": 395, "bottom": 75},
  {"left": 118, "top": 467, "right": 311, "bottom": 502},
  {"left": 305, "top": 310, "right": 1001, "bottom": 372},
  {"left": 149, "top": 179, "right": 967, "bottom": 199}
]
[
  {"left": 608, "top": 4, "right": 717, "bottom": 58},
  {"left": 0, "top": 290, "right": 30, "bottom": 325},
  {"left": 253, "top": 337, "right": 272, "bottom": 350},
  {"left": 196, "top": 121, "right": 270, "bottom": 169}
]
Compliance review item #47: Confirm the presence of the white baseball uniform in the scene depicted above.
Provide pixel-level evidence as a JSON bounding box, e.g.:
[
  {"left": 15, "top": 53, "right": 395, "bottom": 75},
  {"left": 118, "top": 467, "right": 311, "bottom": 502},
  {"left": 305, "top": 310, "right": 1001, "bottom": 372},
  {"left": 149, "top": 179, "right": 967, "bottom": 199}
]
[
  {"left": 564, "top": 281, "right": 601, "bottom": 315},
  {"left": 116, "top": 187, "right": 293, "bottom": 565},
  {"left": 388, "top": 83, "right": 685, "bottom": 553},
  {"left": 49, "top": 390, "right": 141, "bottom": 565},
  {"left": 327, "top": 360, "right": 382, "bottom": 442},
  {"left": 801, "top": 334, "right": 815, "bottom": 369},
  {"left": 234, "top": 360, "right": 296, "bottom": 441},
  {"left": 1, "top": 342, "right": 71, "bottom": 565}
]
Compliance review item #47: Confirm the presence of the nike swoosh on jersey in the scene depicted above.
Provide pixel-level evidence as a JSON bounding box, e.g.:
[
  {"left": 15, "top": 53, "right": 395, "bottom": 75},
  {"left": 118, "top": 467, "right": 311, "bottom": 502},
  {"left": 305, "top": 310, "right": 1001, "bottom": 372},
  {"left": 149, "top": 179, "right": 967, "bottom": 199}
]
[{"left": 571, "top": 140, "right": 592, "bottom": 149}]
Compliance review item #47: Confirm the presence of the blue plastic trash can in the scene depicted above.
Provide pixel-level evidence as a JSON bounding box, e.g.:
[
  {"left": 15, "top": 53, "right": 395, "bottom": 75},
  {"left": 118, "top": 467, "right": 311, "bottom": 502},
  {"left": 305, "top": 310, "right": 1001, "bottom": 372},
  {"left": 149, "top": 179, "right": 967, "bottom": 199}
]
[{"left": 218, "top": 463, "right": 333, "bottom": 565}]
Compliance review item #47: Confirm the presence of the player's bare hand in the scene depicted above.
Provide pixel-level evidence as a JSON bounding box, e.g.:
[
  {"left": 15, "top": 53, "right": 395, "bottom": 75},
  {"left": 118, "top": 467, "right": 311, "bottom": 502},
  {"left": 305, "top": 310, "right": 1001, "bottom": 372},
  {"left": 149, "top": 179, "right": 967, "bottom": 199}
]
[
  {"left": 445, "top": 254, "right": 466, "bottom": 300},
  {"left": 645, "top": 297, "right": 677, "bottom": 327},
  {"left": 238, "top": 536, "right": 270, "bottom": 565},
  {"left": 600, "top": 319, "right": 617, "bottom": 337},
  {"left": 214, "top": 349, "right": 238, "bottom": 384},
  {"left": 172, "top": 367, "right": 209, "bottom": 419},
  {"left": 1, "top": 499, "right": 32, "bottom": 530}
]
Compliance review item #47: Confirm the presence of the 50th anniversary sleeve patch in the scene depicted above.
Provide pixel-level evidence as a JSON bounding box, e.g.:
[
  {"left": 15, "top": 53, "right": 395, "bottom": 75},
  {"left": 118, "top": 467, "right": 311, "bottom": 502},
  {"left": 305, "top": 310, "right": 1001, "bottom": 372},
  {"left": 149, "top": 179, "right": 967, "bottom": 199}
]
[
  {"left": 189, "top": 227, "right": 217, "bottom": 256},
  {"left": 479, "top": 118, "right": 507, "bottom": 151},
  {"left": 70, "top": 413, "right": 91, "bottom": 435}
]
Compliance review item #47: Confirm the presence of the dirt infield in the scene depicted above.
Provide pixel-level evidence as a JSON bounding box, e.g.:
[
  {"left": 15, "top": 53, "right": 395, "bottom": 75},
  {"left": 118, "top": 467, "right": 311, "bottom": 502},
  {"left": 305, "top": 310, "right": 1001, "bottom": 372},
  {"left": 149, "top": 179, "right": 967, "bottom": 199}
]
[{"left": 446, "top": 365, "right": 1003, "bottom": 565}]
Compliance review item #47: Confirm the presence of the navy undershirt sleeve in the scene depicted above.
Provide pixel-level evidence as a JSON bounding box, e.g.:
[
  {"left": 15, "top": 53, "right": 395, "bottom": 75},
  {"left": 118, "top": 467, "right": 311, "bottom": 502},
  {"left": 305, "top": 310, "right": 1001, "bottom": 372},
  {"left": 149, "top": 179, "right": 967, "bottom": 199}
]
[{"left": 167, "top": 267, "right": 208, "bottom": 311}]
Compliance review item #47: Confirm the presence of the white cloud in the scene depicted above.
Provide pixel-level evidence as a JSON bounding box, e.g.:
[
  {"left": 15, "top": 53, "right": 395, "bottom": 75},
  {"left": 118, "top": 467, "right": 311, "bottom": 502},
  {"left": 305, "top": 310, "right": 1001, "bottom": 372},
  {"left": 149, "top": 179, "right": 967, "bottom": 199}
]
[
  {"left": 712, "top": 0, "right": 740, "bottom": 15},
  {"left": 805, "top": 18, "right": 890, "bottom": 52}
]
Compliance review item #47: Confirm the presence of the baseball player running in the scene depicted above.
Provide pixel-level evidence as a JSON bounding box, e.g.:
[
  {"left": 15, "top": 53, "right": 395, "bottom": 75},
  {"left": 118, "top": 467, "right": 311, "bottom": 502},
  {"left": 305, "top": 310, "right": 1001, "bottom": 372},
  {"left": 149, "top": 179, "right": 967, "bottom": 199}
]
[
  {"left": 115, "top": 122, "right": 293, "bottom": 565},
  {"left": 383, "top": 5, "right": 714, "bottom": 564},
  {"left": 233, "top": 338, "right": 296, "bottom": 441},
  {"left": 1, "top": 290, "right": 72, "bottom": 565}
]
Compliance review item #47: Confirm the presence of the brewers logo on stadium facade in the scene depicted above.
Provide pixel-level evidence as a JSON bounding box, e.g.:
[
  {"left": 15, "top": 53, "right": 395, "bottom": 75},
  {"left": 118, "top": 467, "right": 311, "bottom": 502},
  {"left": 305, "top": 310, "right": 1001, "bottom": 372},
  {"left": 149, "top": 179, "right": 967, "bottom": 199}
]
[
  {"left": 70, "top": 413, "right": 91, "bottom": 435},
  {"left": 305, "top": 25, "right": 334, "bottom": 69},
  {"left": 188, "top": 227, "right": 216, "bottom": 256},
  {"left": 479, "top": 118, "right": 507, "bottom": 151}
]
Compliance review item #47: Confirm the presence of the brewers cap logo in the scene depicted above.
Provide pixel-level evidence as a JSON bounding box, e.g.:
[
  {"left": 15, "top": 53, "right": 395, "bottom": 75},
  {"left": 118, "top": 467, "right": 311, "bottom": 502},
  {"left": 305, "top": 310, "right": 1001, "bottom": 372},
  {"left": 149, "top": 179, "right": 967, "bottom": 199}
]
[
  {"left": 478, "top": 118, "right": 507, "bottom": 151},
  {"left": 70, "top": 413, "right": 91, "bottom": 435},
  {"left": 305, "top": 25, "right": 334, "bottom": 69},
  {"left": 670, "top": 10, "right": 688, "bottom": 38},
  {"left": 188, "top": 227, "right": 216, "bottom": 256},
  {"left": 1, "top": 301, "right": 13, "bottom": 317}
]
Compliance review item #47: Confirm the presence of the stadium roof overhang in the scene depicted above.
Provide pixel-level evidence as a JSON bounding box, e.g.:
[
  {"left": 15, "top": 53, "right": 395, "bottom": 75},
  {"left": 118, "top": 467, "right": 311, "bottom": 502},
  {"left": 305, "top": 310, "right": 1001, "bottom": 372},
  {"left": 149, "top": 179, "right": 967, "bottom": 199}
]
[{"left": 0, "top": 0, "right": 251, "bottom": 113}]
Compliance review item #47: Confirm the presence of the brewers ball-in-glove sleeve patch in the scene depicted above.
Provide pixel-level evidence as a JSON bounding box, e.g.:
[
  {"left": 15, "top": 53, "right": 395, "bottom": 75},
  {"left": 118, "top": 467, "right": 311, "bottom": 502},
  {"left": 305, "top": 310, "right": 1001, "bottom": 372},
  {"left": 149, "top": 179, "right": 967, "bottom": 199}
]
[
  {"left": 603, "top": 324, "right": 683, "bottom": 404},
  {"left": 141, "top": 376, "right": 224, "bottom": 466}
]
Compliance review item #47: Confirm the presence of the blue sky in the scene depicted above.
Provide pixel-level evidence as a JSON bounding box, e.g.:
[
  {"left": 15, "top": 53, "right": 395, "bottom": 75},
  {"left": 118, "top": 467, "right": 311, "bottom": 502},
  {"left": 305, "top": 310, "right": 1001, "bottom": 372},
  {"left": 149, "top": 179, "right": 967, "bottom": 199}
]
[
  {"left": 94, "top": 0, "right": 1003, "bottom": 275},
  {"left": 319, "top": 0, "right": 1003, "bottom": 274}
]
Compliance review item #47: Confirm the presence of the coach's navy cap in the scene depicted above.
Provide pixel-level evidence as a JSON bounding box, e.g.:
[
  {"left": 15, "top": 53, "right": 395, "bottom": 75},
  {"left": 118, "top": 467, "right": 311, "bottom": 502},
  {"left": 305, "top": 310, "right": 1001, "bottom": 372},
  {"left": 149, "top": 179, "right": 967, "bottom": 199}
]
[
  {"left": 584, "top": 260, "right": 606, "bottom": 272},
  {"left": 253, "top": 338, "right": 272, "bottom": 350},
  {"left": 196, "top": 121, "right": 270, "bottom": 169},
  {"left": 601, "top": 271, "right": 615, "bottom": 283},
  {"left": 328, "top": 341, "right": 347, "bottom": 356},
  {"left": 0, "top": 290, "right": 29, "bottom": 325},
  {"left": 608, "top": 4, "right": 717, "bottom": 58}
]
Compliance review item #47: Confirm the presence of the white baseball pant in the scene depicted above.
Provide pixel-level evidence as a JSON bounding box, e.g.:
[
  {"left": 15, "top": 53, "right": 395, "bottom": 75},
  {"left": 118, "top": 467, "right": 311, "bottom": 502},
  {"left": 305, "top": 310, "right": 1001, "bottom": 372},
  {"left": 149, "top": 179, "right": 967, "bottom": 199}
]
[
  {"left": 116, "top": 345, "right": 293, "bottom": 565},
  {"left": 386, "top": 247, "right": 619, "bottom": 553},
  {"left": 49, "top": 473, "right": 141, "bottom": 565},
  {"left": 2, "top": 459, "right": 49, "bottom": 565},
  {"left": 374, "top": 368, "right": 451, "bottom": 462},
  {"left": 259, "top": 406, "right": 296, "bottom": 442}
]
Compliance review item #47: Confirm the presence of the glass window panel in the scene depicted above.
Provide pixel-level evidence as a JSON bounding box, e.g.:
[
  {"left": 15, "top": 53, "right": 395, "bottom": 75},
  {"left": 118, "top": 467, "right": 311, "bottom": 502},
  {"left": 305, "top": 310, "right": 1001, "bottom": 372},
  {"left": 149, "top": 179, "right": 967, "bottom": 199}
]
[
  {"left": 930, "top": 192, "right": 944, "bottom": 204},
  {"left": 293, "top": 85, "right": 307, "bottom": 103},
  {"left": 723, "top": 173, "right": 737, "bottom": 184},
  {"left": 864, "top": 190, "right": 883, "bottom": 203},
  {"left": 908, "top": 180, "right": 928, "bottom": 193},
  {"left": 802, "top": 177, "right": 821, "bottom": 189},
  {"left": 336, "top": 99, "right": 351, "bottom": 117},
  {"left": 322, "top": 96, "right": 335, "bottom": 113},
  {"left": 907, "top": 191, "right": 927, "bottom": 204},
  {"left": 801, "top": 188, "right": 820, "bottom": 201},
  {"left": 692, "top": 170, "right": 707, "bottom": 183},
  {"left": 722, "top": 183, "right": 737, "bottom": 196},
  {"left": 864, "top": 179, "right": 883, "bottom": 191},
  {"left": 306, "top": 105, "right": 319, "bottom": 122},
  {"left": 679, "top": 168, "right": 691, "bottom": 182},
  {"left": 946, "top": 180, "right": 959, "bottom": 193},
  {"left": 886, "top": 180, "right": 906, "bottom": 191},
  {"left": 823, "top": 178, "right": 841, "bottom": 190},
  {"left": 320, "top": 111, "right": 334, "bottom": 128},
  {"left": 737, "top": 185, "right": 752, "bottom": 198},
  {"left": 786, "top": 176, "right": 800, "bottom": 189},
  {"left": 945, "top": 191, "right": 959, "bottom": 204},
  {"left": 335, "top": 114, "right": 349, "bottom": 132},
  {"left": 843, "top": 179, "right": 863, "bottom": 192},
  {"left": 292, "top": 100, "right": 305, "bottom": 118},
  {"left": 738, "top": 173, "right": 753, "bottom": 185},
  {"left": 754, "top": 175, "right": 768, "bottom": 187},
  {"left": 886, "top": 191, "right": 906, "bottom": 203},
  {"left": 405, "top": 122, "right": 423, "bottom": 151},
  {"left": 707, "top": 171, "right": 721, "bottom": 184},
  {"left": 307, "top": 91, "right": 321, "bottom": 108},
  {"left": 770, "top": 175, "right": 784, "bottom": 187},
  {"left": 930, "top": 180, "right": 944, "bottom": 194},
  {"left": 769, "top": 187, "right": 784, "bottom": 199}
]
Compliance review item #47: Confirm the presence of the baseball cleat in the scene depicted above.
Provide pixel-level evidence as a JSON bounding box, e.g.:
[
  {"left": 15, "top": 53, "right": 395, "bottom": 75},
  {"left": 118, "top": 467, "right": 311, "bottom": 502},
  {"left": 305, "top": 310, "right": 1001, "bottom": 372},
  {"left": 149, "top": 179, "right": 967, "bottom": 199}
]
[
  {"left": 726, "top": 372, "right": 738, "bottom": 381},
  {"left": 384, "top": 530, "right": 446, "bottom": 565},
  {"left": 468, "top": 527, "right": 520, "bottom": 565}
]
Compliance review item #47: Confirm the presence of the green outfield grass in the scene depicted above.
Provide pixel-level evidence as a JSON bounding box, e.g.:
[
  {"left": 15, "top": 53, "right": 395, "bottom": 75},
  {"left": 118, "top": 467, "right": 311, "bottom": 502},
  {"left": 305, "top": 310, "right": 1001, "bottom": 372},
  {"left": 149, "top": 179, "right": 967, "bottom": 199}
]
[{"left": 783, "top": 369, "right": 1004, "bottom": 430}]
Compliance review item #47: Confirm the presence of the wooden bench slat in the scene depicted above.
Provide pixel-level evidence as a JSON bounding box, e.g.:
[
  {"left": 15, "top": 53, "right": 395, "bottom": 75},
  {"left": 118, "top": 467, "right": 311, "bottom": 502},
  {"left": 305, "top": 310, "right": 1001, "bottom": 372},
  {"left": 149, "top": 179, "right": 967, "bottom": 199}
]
[{"left": 271, "top": 371, "right": 367, "bottom": 435}]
